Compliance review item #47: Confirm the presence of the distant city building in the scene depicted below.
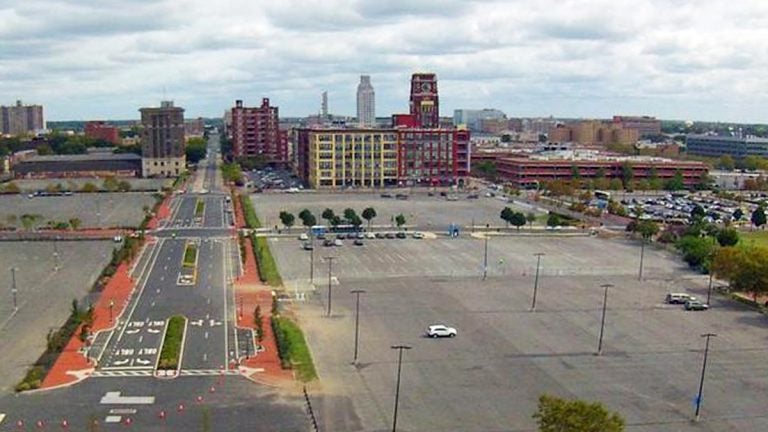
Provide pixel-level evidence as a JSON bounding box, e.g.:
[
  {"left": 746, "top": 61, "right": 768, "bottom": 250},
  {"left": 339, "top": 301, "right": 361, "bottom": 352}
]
[
  {"left": 549, "top": 120, "right": 639, "bottom": 146},
  {"left": 13, "top": 153, "right": 141, "bottom": 179},
  {"left": 522, "top": 118, "right": 557, "bottom": 135},
  {"left": 612, "top": 115, "right": 661, "bottom": 137},
  {"left": 184, "top": 117, "right": 205, "bottom": 137},
  {"left": 356, "top": 75, "right": 376, "bottom": 127},
  {"left": 1, "top": 100, "right": 45, "bottom": 136},
  {"left": 473, "top": 149, "right": 708, "bottom": 188},
  {"left": 396, "top": 127, "right": 470, "bottom": 186},
  {"left": 686, "top": 134, "right": 768, "bottom": 158},
  {"left": 140, "top": 101, "right": 186, "bottom": 177},
  {"left": 231, "top": 98, "right": 289, "bottom": 166},
  {"left": 409, "top": 73, "right": 439, "bottom": 128},
  {"left": 321, "top": 91, "right": 328, "bottom": 118},
  {"left": 84, "top": 121, "right": 120, "bottom": 145},
  {"left": 453, "top": 109, "right": 506, "bottom": 132}
]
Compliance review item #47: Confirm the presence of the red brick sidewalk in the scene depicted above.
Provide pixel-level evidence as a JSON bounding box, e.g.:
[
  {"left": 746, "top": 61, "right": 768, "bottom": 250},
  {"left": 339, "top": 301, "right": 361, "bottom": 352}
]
[{"left": 147, "top": 196, "right": 171, "bottom": 230}]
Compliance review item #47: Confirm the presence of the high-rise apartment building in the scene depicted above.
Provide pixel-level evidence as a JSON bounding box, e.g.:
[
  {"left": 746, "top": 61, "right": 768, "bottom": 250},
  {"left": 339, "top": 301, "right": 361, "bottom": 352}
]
[
  {"left": 231, "top": 98, "right": 288, "bottom": 165},
  {"left": 140, "top": 101, "right": 185, "bottom": 177},
  {"left": 0, "top": 100, "right": 45, "bottom": 136},
  {"left": 409, "top": 73, "right": 439, "bottom": 128},
  {"left": 356, "top": 75, "right": 376, "bottom": 127}
]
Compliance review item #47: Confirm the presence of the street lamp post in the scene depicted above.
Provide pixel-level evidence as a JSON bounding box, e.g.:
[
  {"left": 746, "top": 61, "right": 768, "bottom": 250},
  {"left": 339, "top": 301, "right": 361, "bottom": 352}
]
[
  {"left": 482, "top": 224, "right": 489, "bottom": 280},
  {"left": 309, "top": 232, "right": 315, "bottom": 285},
  {"left": 53, "top": 237, "right": 60, "bottom": 272},
  {"left": 638, "top": 236, "right": 646, "bottom": 281},
  {"left": 706, "top": 270, "right": 714, "bottom": 306},
  {"left": 596, "top": 283, "right": 614, "bottom": 355},
  {"left": 531, "top": 253, "right": 545, "bottom": 311},
  {"left": 391, "top": 344, "right": 412, "bottom": 432},
  {"left": 694, "top": 333, "right": 717, "bottom": 421},
  {"left": 351, "top": 289, "right": 366, "bottom": 364},
  {"left": 11, "top": 267, "right": 18, "bottom": 311},
  {"left": 109, "top": 299, "right": 115, "bottom": 323},
  {"left": 325, "top": 256, "right": 336, "bottom": 317}
]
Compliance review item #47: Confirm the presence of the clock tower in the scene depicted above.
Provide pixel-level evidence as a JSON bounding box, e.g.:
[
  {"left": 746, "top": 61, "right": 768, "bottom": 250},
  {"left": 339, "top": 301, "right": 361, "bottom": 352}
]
[{"left": 409, "top": 73, "right": 439, "bottom": 128}]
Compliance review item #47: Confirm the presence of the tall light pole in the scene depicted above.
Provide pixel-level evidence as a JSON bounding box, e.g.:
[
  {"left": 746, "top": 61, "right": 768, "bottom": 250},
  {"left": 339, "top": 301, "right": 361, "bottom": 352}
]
[
  {"left": 706, "top": 271, "right": 714, "bottom": 306},
  {"left": 638, "top": 234, "right": 648, "bottom": 281},
  {"left": 53, "top": 237, "right": 60, "bottom": 272},
  {"left": 391, "top": 344, "right": 412, "bottom": 432},
  {"left": 324, "top": 256, "right": 336, "bottom": 317},
  {"left": 482, "top": 224, "right": 489, "bottom": 280},
  {"left": 531, "top": 253, "right": 545, "bottom": 311},
  {"left": 309, "top": 232, "right": 315, "bottom": 285},
  {"left": 596, "top": 283, "right": 614, "bottom": 356},
  {"left": 351, "top": 289, "right": 366, "bottom": 364},
  {"left": 694, "top": 333, "right": 717, "bottom": 421},
  {"left": 11, "top": 267, "right": 18, "bottom": 311}
]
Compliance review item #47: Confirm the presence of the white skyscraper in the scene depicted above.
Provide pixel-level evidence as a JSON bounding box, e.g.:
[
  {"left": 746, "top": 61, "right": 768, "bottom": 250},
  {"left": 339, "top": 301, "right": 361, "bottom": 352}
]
[{"left": 356, "top": 75, "right": 375, "bottom": 127}]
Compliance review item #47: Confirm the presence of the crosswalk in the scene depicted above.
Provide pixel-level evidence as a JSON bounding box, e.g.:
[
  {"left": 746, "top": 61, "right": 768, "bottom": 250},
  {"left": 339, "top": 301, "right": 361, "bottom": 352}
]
[{"left": 92, "top": 369, "right": 240, "bottom": 378}]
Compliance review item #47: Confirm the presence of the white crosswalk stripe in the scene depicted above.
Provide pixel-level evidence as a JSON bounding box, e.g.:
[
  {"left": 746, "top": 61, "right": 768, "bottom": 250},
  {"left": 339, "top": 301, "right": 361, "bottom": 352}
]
[{"left": 92, "top": 369, "right": 240, "bottom": 378}]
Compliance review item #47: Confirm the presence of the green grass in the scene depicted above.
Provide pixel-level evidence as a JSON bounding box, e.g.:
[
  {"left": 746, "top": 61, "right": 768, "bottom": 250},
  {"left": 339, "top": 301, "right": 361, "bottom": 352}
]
[
  {"left": 252, "top": 235, "right": 282, "bottom": 286},
  {"left": 195, "top": 199, "right": 205, "bottom": 218},
  {"left": 158, "top": 315, "right": 186, "bottom": 370},
  {"left": 183, "top": 243, "right": 198, "bottom": 268},
  {"left": 271, "top": 316, "right": 317, "bottom": 382},
  {"left": 240, "top": 195, "right": 262, "bottom": 229},
  {"left": 740, "top": 231, "right": 768, "bottom": 249}
]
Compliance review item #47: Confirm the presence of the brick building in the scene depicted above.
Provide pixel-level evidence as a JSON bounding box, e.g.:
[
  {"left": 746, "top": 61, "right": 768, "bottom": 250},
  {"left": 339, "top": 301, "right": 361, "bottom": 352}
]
[
  {"left": 549, "top": 120, "right": 639, "bottom": 146},
  {"left": 231, "top": 98, "right": 288, "bottom": 166},
  {"left": 140, "top": 101, "right": 185, "bottom": 177},
  {"left": 84, "top": 121, "right": 120, "bottom": 145},
  {"left": 409, "top": 73, "right": 439, "bottom": 128},
  {"left": 612, "top": 115, "right": 662, "bottom": 137}
]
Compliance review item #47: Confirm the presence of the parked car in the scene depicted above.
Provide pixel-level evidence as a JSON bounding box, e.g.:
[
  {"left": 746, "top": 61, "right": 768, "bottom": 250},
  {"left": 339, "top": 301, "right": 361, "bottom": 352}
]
[
  {"left": 303, "top": 242, "right": 314, "bottom": 250},
  {"left": 412, "top": 232, "right": 425, "bottom": 239},
  {"left": 316, "top": 233, "right": 327, "bottom": 240},
  {"left": 334, "top": 239, "right": 343, "bottom": 247},
  {"left": 323, "top": 239, "right": 334, "bottom": 247},
  {"left": 684, "top": 300, "right": 709, "bottom": 311},
  {"left": 353, "top": 239, "right": 364, "bottom": 246},
  {"left": 395, "top": 194, "right": 409, "bottom": 200},
  {"left": 467, "top": 194, "right": 479, "bottom": 199},
  {"left": 381, "top": 193, "right": 393, "bottom": 198},
  {"left": 356, "top": 232, "right": 365, "bottom": 239},
  {"left": 365, "top": 232, "right": 376, "bottom": 239},
  {"left": 336, "top": 233, "right": 346, "bottom": 240},
  {"left": 298, "top": 233, "right": 309, "bottom": 241},
  {"left": 396, "top": 232, "right": 407, "bottom": 239},
  {"left": 426, "top": 324, "right": 457, "bottom": 338},
  {"left": 375, "top": 233, "right": 386, "bottom": 239},
  {"left": 666, "top": 293, "right": 696, "bottom": 304},
  {"left": 385, "top": 233, "right": 396, "bottom": 239}
]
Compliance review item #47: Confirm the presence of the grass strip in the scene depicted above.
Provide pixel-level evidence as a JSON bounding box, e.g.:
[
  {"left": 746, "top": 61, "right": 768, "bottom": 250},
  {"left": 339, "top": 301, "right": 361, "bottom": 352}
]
[
  {"left": 271, "top": 316, "right": 317, "bottom": 382},
  {"left": 183, "top": 243, "right": 198, "bottom": 268},
  {"left": 195, "top": 199, "right": 205, "bottom": 218},
  {"left": 252, "top": 234, "right": 282, "bottom": 286},
  {"left": 240, "top": 195, "right": 262, "bottom": 229},
  {"left": 158, "top": 315, "right": 186, "bottom": 370}
]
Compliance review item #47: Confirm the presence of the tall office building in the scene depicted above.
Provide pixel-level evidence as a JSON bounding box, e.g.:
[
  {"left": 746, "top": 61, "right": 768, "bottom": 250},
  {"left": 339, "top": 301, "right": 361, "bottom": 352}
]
[
  {"left": 409, "top": 73, "right": 439, "bottom": 128},
  {"left": 231, "top": 98, "right": 288, "bottom": 165},
  {"left": 356, "top": 75, "right": 376, "bottom": 127},
  {"left": 140, "top": 101, "right": 185, "bottom": 177},
  {"left": 0, "top": 100, "right": 45, "bottom": 136},
  {"left": 321, "top": 91, "right": 328, "bottom": 118}
]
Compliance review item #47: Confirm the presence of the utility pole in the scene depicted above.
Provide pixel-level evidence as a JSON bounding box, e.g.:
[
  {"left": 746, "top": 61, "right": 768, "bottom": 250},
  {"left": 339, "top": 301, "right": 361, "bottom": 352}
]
[
  {"left": 53, "top": 237, "right": 60, "bottom": 272},
  {"left": 482, "top": 224, "right": 489, "bottom": 280},
  {"left": 391, "top": 344, "right": 412, "bottom": 432},
  {"left": 706, "top": 271, "right": 714, "bottom": 306},
  {"left": 596, "top": 283, "right": 614, "bottom": 355},
  {"left": 351, "top": 289, "right": 366, "bottom": 364},
  {"left": 638, "top": 237, "right": 646, "bottom": 281},
  {"left": 694, "top": 333, "right": 717, "bottom": 421},
  {"left": 309, "top": 232, "right": 315, "bottom": 285},
  {"left": 531, "top": 253, "right": 545, "bottom": 311},
  {"left": 11, "top": 267, "right": 18, "bottom": 311},
  {"left": 325, "top": 256, "right": 336, "bottom": 317}
]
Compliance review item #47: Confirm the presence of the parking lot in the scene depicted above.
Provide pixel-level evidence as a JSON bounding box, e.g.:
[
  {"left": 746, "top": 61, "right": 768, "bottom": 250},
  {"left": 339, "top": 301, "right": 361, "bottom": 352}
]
[
  {"left": 268, "top": 229, "right": 768, "bottom": 430},
  {"left": 0, "top": 241, "right": 115, "bottom": 395},
  {"left": 251, "top": 192, "right": 544, "bottom": 232},
  {"left": 0, "top": 193, "right": 157, "bottom": 229},
  {"left": 244, "top": 167, "right": 303, "bottom": 192}
]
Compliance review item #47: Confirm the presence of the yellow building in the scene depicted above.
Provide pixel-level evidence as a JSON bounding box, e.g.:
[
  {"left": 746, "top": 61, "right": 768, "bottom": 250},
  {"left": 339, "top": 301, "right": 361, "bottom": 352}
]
[{"left": 299, "top": 129, "right": 399, "bottom": 189}]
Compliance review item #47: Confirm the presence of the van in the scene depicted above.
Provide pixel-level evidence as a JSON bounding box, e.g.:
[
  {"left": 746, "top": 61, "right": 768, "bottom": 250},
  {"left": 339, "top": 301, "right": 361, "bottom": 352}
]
[{"left": 665, "top": 293, "right": 696, "bottom": 304}]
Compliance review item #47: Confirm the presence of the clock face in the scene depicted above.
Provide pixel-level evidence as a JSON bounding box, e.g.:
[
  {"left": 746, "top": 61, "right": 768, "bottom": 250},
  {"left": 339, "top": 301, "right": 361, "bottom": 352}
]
[{"left": 421, "top": 82, "right": 431, "bottom": 93}]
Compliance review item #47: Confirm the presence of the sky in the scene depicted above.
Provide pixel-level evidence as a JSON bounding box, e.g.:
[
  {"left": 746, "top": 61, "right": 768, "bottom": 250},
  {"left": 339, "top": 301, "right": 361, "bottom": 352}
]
[{"left": 1, "top": 0, "right": 768, "bottom": 123}]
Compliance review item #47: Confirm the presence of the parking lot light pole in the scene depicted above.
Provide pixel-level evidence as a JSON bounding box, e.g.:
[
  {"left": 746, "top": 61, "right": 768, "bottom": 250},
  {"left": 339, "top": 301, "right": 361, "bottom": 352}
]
[
  {"left": 391, "top": 344, "right": 412, "bottom": 432},
  {"left": 11, "top": 267, "right": 18, "bottom": 311},
  {"left": 531, "top": 253, "right": 545, "bottom": 311},
  {"left": 309, "top": 233, "right": 315, "bottom": 285},
  {"left": 638, "top": 237, "right": 646, "bottom": 281},
  {"left": 325, "top": 256, "right": 336, "bottom": 317},
  {"left": 482, "top": 224, "right": 489, "bottom": 280},
  {"left": 351, "top": 290, "right": 366, "bottom": 364},
  {"left": 596, "top": 283, "right": 614, "bottom": 356},
  {"left": 706, "top": 270, "right": 714, "bottom": 306},
  {"left": 695, "top": 333, "right": 717, "bottom": 421},
  {"left": 109, "top": 299, "right": 115, "bottom": 323}
]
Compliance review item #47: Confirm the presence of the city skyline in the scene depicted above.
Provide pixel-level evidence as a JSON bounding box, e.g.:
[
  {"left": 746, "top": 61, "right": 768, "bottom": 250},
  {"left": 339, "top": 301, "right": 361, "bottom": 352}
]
[{"left": 2, "top": 0, "right": 768, "bottom": 123}]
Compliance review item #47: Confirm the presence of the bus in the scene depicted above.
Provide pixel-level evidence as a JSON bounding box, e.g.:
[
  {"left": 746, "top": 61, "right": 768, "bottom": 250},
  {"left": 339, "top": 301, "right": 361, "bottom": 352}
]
[{"left": 594, "top": 190, "right": 611, "bottom": 201}]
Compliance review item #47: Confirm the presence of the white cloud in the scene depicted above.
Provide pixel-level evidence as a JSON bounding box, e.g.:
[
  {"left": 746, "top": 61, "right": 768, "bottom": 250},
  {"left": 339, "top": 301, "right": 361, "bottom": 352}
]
[{"left": 0, "top": 0, "right": 766, "bottom": 122}]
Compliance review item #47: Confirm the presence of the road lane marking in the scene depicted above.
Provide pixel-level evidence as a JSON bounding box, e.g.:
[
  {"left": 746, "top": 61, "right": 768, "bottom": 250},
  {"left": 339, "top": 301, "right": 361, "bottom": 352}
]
[{"left": 100, "top": 392, "right": 155, "bottom": 405}]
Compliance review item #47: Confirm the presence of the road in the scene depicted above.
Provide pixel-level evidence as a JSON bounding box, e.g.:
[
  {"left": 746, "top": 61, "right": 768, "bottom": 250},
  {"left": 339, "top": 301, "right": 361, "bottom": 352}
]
[{"left": 0, "top": 133, "right": 309, "bottom": 431}]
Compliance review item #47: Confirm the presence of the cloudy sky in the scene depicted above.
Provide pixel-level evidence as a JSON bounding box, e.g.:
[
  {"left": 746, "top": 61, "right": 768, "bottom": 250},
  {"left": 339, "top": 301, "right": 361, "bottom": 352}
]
[{"left": 1, "top": 0, "right": 767, "bottom": 122}]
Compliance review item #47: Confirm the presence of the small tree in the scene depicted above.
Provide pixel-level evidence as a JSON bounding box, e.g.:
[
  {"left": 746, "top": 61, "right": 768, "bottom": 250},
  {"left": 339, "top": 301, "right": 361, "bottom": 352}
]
[
  {"left": 751, "top": 206, "right": 766, "bottom": 229},
  {"left": 279, "top": 211, "right": 295, "bottom": 230},
  {"left": 510, "top": 212, "right": 526, "bottom": 231},
  {"left": 635, "top": 220, "right": 659, "bottom": 240},
  {"left": 69, "top": 217, "right": 82, "bottom": 230},
  {"left": 330, "top": 215, "right": 342, "bottom": 228},
  {"left": 361, "top": 207, "right": 377, "bottom": 230},
  {"left": 253, "top": 305, "right": 264, "bottom": 345},
  {"left": 717, "top": 228, "right": 739, "bottom": 247},
  {"left": 395, "top": 214, "right": 406, "bottom": 229},
  {"left": 533, "top": 394, "right": 625, "bottom": 432},
  {"left": 526, "top": 212, "right": 536, "bottom": 230},
  {"left": 321, "top": 208, "right": 335, "bottom": 224},
  {"left": 690, "top": 205, "right": 706, "bottom": 222},
  {"left": 500, "top": 207, "right": 514, "bottom": 227},
  {"left": 546, "top": 213, "right": 562, "bottom": 227},
  {"left": 733, "top": 208, "right": 744, "bottom": 221},
  {"left": 81, "top": 182, "right": 98, "bottom": 193},
  {"left": 343, "top": 208, "right": 358, "bottom": 223}
]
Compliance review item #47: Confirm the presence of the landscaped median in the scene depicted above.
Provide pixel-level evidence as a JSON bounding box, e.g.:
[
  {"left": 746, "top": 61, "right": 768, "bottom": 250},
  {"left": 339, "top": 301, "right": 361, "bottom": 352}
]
[
  {"left": 156, "top": 315, "right": 187, "bottom": 377},
  {"left": 271, "top": 315, "right": 317, "bottom": 382},
  {"left": 183, "top": 241, "right": 198, "bottom": 268},
  {"left": 195, "top": 198, "right": 205, "bottom": 218},
  {"left": 238, "top": 194, "right": 282, "bottom": 286}
]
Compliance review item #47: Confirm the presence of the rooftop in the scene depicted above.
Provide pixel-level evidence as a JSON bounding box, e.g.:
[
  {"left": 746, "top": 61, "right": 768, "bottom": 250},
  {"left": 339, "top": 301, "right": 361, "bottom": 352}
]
[{"left": 20, "top": 153, "right": 141, "bottom": 163}]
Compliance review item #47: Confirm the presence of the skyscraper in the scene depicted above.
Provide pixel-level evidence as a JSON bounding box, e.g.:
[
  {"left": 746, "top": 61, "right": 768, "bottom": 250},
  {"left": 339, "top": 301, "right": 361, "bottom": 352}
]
[
  {"left": 409, "top": 73, "right": 439, "bottom": 128},
  {"left": 356, "top": 75, "right": 375, "bottom": 127},
  {"left": 321, "top": 91, "right": 328, "bottom": 118},
  {"left": 231, "top": 98, "right": 288, "bottom": 165},
  {"left": 140, "top": 101, "right": 185, "bottom": 177},
  {"left": 0, "top": 100, "right": 45, "bottom": 136}
]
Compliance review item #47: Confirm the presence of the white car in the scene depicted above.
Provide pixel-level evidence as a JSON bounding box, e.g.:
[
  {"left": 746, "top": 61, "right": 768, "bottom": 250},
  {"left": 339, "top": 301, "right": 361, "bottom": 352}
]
[
  {"left": 412, "top": 232, "right": 425, "bottom": 239},
  {"left": 426, "top": 324, "right": 457, "bottom": 338},
  {"left": 298, "top": 233, "right": 309, "bottom": 241},
  {"left": 365, "top": 232, "right": 376, "bottom": 239},
  {"left": 334, "top": 239, "right": 343, "bottom": 247}
]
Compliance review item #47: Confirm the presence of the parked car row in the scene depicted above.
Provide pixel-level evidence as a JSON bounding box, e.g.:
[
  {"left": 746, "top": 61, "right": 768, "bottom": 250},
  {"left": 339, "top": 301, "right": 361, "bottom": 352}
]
[
  {"left": 665, "top": 292, "right": 709, "bottom": 311},
  {"left": 299, "top": 231, "right": 425, "bottom": 249}
]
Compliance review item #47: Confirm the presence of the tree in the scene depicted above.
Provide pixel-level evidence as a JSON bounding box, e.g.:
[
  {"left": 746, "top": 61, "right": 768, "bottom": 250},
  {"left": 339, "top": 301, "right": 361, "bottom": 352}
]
[
  {"left": 102, "top": 176, "right": 120, "bottom": 192},
  {"left": 69, "top": 218, "right": 82, "bottom": 231},
  {"left": 676, "top": 235, "right": 716, "bottom": 269},
  {"left": 500, "top": 207, "right": 515, "bottom": 227},
  {"left": 361, "top": 207, "right": 377, "bottom": 230},
  {"left": 395, "top": 213, "right": 406, "bottom": 229},
  {"left": 299, "top": 209, "right": 316, "bottom": 228},
  {"left": 546, "top": 213, "right": 562, "bottom": 227},
  {"left": 343, "top": 208, "right": 358, "bottom": 223},
  {"left": 716, "top": 228, "right": 739, "bottom": 247},
  {"left": 81, "top": 182, "right": 98, "bottom": 193},
  {"left": 712, "top": 246, "right": 742, "bottom": 283},
  {"left": 664, "top": 171, "right": 685, "bottom": 191},
  {"left": 253, "top": 305, "right": 264, "bottom": 345},
  {"left": 117, "top": 180, "right": 132, "bottom": 192},
  {"left": 717, "top": 155, "right": 735, "bottom": 171},
  {"left": 620, "top": 162, "right": 634, "bottom": 188},
  {"left": 533, "top": 394, "right": 625, "bottom": 432},
  {"left": 510, "top": 212, "right": 526, "bottom": 231},
  {"left": 728, "top": 247, "right": 768, "bottom": 300},
  {"left": 349, "top": 214, "right": 363, "bottom": 228},
  {"left": 2, "top": 182, "right": 20, "bottom": 194},
  {"left": 690, "top": 205, "right": 706, "bottom": 222},
  {"left": 278, "top": 211, "right": 295, "bottom": 230},
  {"left": 733, "top": 208, "right": 744, "bottom": 221},
  {"left": 321, "top": 208, "right": 335, "bottom": 224},
  {"left": 185, "top": 137, "right": 207, "bottom": 163},
  {"left": 635, "top": 220, "right": 659, "bottom": 239},
  {"left": 751, "top": 206, "right": 766, "bottom": 228},
  {"left": 330, "top": 215, "right": 342, "bottom": 227},
  {"left": 526, "top": 212, "right": 536, "bottom": 230},
  {"left": 743, "top": 155, "right": 761, "bottom": 171}
]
